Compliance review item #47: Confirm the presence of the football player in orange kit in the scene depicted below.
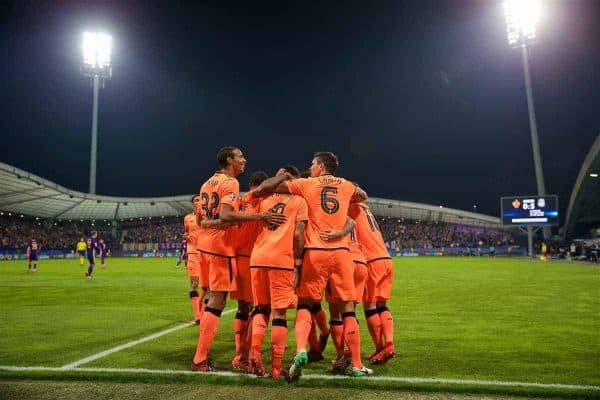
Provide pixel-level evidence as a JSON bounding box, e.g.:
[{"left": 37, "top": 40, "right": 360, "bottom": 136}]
[
  {"left": 247, "top": 166, "right": 308, "bottom": 379},
  {"left": 230, "top": 171, "right": 269, "bottom": 371},
  {"left": 184, "top": 195, "right": 203, "bottom": 324},
  {"left": 348, "top": 201, "right": 396, "bottom": 364},
  {"left": 191, "top": 146, "right": 286, "bottom": 372}
]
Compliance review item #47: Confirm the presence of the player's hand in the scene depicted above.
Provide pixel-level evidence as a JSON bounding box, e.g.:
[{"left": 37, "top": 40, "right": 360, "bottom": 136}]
[
  {"left": 260, "top": 211, "right": 286, "bottom": 226},
  {"left": 319, "top": 229, "right": 344, "bottom": 241},
  {"left": 275, "top": 169, "right": 294, "bottom": 180}
]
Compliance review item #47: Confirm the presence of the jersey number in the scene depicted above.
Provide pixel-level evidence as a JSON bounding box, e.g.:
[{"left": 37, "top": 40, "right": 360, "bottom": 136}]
[
  {"left": 201, "top": 192, "right": 220, "bottom": 220},
  {"left": 267, "top": 203, "right": 286, "bottom": 231},
  {"left": 320, "top": 187, "right": 339, "bottom": 214}
]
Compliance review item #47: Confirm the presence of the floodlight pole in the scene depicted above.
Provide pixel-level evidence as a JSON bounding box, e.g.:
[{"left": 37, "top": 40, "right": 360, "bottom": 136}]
[
  {"left": 520, "top": 44, "right": 550, "bottom": 240},
  {"left": 89, "top": 74, "right": 100, "bottom": 194}
]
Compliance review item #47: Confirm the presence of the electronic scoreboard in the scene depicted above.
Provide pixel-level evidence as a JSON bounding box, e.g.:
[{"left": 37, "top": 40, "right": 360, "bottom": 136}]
[{"left": 500, "top": 195, "right": 559, "bottom": 226}]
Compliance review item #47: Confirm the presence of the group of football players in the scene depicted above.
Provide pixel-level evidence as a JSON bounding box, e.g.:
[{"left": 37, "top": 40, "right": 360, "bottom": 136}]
[{"left": 182, "top": 146, "right": 396, "bottom": 382}]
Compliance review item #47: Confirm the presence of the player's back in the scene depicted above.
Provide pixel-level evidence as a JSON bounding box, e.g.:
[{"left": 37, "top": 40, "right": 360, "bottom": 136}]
[
  {"left": 250, "top": 193, "right": 308, "bottom": 269},
  {"left": 197, "top": 172, "right": 240, "bottom": 257},
  {"left": 348, "top": 203, "right": 389, "bottom": 262},
  {"left": 286, "top": 175, "right": 356, "bottom": 250}
]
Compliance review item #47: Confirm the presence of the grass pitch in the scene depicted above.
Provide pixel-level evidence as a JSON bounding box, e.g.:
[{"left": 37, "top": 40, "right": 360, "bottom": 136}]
[{"left": 0, "top": 256, "right": 598, "bottom": 398}]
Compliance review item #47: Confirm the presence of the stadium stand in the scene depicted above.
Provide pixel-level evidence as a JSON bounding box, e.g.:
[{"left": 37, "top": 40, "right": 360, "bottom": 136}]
[{"left": 1, "top": 161, "right": 520, "bottom": 258}]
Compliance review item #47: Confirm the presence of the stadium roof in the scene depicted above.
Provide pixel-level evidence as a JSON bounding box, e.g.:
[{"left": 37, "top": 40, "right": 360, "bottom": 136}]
[
  {"left": 563, "top": 133, "right": 600, "bottom": 239},
  {"left": 0, "top": 162, "right": 501, "bottom": 227}
]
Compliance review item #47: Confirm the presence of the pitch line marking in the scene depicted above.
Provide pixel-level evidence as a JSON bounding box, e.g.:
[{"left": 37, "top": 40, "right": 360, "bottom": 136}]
[
  {"left": 60, "top": 308, "right": 237, "bottom": 370},
  {"left": 0, "top": 365, "right": 598, "bottom": 391}
]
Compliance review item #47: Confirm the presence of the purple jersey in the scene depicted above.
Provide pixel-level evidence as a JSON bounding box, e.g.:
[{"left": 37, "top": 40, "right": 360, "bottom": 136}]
[
  {"left": 86, "top": 237, "right": 98, "bottom": 257},
  {"left": 27, "top": 240, "right": 39, "bottom": 257},
  {"left": 180, "top": 240, "right": 188, "bottom": 259},
  {"left": 99, "top": 242, "right": 108, "bottom": 256}
]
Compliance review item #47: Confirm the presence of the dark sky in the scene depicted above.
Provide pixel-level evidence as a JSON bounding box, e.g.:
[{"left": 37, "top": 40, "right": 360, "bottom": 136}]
[{"left": 1, "top": 1, "right": 598, "bottom": 219}]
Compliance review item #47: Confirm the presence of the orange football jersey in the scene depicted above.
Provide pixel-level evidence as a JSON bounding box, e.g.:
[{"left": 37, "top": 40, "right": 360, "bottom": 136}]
[
  {"left": 234, "top": 198, "right": 261, "bottom": 257},
  {"left": 183, "top": 213, "right": 200, "bottom": 254},
  {"left": 197, "top": 172, "right": 240, "bottom": 257},
  {"left": 249, "top": 193, "right": 308, "bottom": 269},
  {"left": 348, "top": 225, "right": 367, "bottom": 264},
  {"left": 285, "top": 175, "right": 356, "bottom": 250},
  {"left": 348, "top": 203, "right": 390, "bottom": 261}
]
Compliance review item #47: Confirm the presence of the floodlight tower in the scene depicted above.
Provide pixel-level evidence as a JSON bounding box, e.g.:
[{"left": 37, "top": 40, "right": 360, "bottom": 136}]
[
  {"left": 81, "top": 32, "right": 112, "bottom": 194},
  {"left": 504, "top": 0, "right": 550, "bottom": 240}
]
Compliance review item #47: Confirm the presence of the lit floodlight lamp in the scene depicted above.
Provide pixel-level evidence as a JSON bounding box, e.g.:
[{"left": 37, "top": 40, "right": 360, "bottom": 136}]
[
  {"left": 503, "top": 0, "right": 541, "bottom": 47},
  {"left": 81, "top": 32, "right": 112, "bottom": 77}
]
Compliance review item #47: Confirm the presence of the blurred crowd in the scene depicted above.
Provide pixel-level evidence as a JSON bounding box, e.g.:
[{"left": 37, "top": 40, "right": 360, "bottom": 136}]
[
  {"left": 376, "top": 217, "right": 514, "bottom": 249},
  {"left": 0, "top": 216, "right": 111, "bottom": 250},
  {"left": 2, "top": 213, "right": 514, "bottom": 251},
  {"left": 122, "top": 219, "right": 181, "bottom": 244}
]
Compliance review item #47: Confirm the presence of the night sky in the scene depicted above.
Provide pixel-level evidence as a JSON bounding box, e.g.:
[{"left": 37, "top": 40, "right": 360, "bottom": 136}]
[{"left": 1, "top": 1, "right": 598, "bottom": 219}]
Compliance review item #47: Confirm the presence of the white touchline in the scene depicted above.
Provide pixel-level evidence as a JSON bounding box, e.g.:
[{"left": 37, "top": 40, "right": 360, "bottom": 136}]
[
  {"left": 0, "top": 365, "right": 598, "bottom": 391},
  {"left": 60, "top": 308, "right": 237, "bottom": 370}
]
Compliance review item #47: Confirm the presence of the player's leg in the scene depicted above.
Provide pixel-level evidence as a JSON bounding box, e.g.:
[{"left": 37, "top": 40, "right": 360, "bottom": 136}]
[
  {"left": 187, "top": 253, "right": 202, "bottom": 324},
  {"left": 287, "top": 250, "right": 327, "bottom": 383},
  {"left": 231, "top": 256, "right": 252, "bottom": 367},
  {"left": 311, "top": 303, "right": 330, "bottom": 354},
  {"left": 329, "top": 250, "right": 371, "bottom": 376},
  {"left": 363, "top": 263, "right": 383, "bottom": 358},
  {"left": 247, "top": 268, "right": 271, "bottom": 375},
  {"left": 327, "top": 300, "right": 348, "bottom": 374},
  {"left": 192, "top": 255, "right": 235, "bottom": 371},
  {"left": 368, "top": 259, "right": 396, "bottom": 365},
  {"left": 269, "top": 268, "right": 296, "bottom": 379},
  {"left": 85, "top": 255, "right": 95, "bottom": 278}
]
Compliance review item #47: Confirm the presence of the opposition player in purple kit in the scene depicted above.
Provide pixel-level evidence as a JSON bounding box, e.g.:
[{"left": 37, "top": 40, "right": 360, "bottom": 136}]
[
  {"left": 98, "top": 238, "right": 108, "bottom": 269},
  {"left": 26, "top": 237, "right": 40, "bottom": 272},
  {"left": 84, "top": 231, "right": 99, "bottom": 279},
  {"left": 175, "top": 234, "right": 188, "bottom": 269}
]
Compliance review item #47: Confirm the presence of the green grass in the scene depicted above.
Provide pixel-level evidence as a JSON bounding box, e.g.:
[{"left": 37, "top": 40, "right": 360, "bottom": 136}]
[{"left": 0, "top": 257, "right": 598, "bottom": 398}]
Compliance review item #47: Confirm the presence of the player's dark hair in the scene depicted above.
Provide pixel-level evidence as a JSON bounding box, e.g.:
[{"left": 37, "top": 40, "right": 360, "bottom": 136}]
[
  {"left": 299, "top": 170, "right": 311, "bottom": 178},
  {"left": 313, "top": 151, "right": 339, "bottom": 174},
  {"left": 191, "top": 194, "right": 201, "bottom": 202},
  {"left": 217, "top": 146, "right": 238, "bottom": 168},
  {"left": 280, "top": 165, "right": 300, "bottom": 178},
  {"left": 91, "top": 231, "right": 97, "bottom": 236},
  {"left": 249, "top": 171, "right": 269, "bottom": 188}
]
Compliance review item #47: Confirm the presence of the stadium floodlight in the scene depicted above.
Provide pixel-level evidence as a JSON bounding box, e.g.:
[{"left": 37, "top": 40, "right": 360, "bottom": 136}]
[
  {"left": 82, "top": 32, "right": 112, "bottom": 77},
  {"left": 503, "top": 0, "right": 541, "bottom": 47},
  {"left": 504, "top": 0, "right": 549, "bottom": 240},
  {"left": 81, "top": 32, "right": 112, "bottom": 195}
]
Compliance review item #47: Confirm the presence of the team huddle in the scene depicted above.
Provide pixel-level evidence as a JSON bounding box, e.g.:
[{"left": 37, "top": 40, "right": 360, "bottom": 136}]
[{"left": 183, "top": 146, "right": 396, "bottom": 381}]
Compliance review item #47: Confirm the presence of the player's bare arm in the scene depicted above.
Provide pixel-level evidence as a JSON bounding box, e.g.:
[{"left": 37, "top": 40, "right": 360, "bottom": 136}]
[
  {"left": 252, "top": 172, "right": 292, "bottom": 197},
  {"left": 319, "top": 217, "right": 356, "bottom": 241},
  {"left": 293, "top": 221, "right": 306, "bottom": 289},
  {"left": 219, "top": 203, "right": 286, "bottom": 226},
  {"left": 351, "top": 186, "right": 368, "bottom": 203}
]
